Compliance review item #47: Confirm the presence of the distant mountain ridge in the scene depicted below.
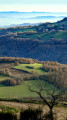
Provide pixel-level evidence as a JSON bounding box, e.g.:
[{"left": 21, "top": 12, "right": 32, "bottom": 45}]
[
  {"left": 0, "top": 11, "right": 67, "bottom": 13},
  {"left": 0, "top": 11, "right": 67, "bottom": 28}
]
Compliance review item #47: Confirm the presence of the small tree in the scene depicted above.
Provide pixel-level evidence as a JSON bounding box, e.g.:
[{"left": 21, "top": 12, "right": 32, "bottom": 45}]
[{"left": 29, "top": 80, "right": 65, "bottom": 120}]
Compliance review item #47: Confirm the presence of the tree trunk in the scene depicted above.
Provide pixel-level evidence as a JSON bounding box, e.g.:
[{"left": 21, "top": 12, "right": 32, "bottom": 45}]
[{"left": 49, "top": 108, "right": 53, "bottom": 120}]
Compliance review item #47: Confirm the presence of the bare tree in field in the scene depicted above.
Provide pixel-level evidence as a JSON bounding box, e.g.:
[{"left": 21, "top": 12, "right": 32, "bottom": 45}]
[{"left": 29, "top": 75, "right": 65, "bottom": 120}]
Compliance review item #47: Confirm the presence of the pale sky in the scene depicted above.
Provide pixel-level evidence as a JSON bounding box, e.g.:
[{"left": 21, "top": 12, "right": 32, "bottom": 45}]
[{"left": 0, "top": 0, "right": 67, "bottom": 12}]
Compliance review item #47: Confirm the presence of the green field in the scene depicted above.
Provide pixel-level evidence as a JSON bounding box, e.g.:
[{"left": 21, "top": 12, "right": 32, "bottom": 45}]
[
  {"left": 0, "top": 80, "right": 57, "bottom": 98},
  {"left": 54, "top": 31, "right": 67, "bottom": 39},
  {"left": 13, "top": 28, "right": 36, "bottom": 33},
  {"left": 14, "top": 63, "right": 45, "bottom": 75},
  {"left": 0, "top": 63, "right": 59, "bottom": 98},
  {"left": 0, "top": 75, "right": 10, "bottom": 81}
]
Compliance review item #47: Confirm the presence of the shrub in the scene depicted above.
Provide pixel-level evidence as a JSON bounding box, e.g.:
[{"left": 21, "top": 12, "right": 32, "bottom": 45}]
[
  {"left": 1, "top": 77, "right": 23, "bottom": 86},
  {"left": 16, "top": 78, "right": 23, "bottom": 85},
  {"left": 0, "top": 68, "right": 11, "bottom": 76},
  {"left": 1, "top": 79, "right": 17, "bottom": 86},
  {"left": 20, "top": 107, "right": 42, "bottom": 120},
  {"left": 14, "top": 61, "right": 19, "bottom": 66},
  {"left": 0, "top": 112, "right": 17, "bottom": 120},
  {"left": 0, "top": 57, "right": 39, "bottom": 64},
  {"left": 41, "top": 61, "right": 67, "bottom": 73}
]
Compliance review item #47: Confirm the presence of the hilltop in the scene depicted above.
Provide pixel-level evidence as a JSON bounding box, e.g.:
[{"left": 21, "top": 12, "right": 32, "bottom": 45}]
[{"left": 0, "top": 17, "right": 67, "bottom": 64}]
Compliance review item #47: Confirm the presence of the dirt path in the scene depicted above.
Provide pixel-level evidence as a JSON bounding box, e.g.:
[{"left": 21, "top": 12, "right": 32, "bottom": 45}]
[{"left": 0, "top": 101, "right": 67, "bottom": 120}]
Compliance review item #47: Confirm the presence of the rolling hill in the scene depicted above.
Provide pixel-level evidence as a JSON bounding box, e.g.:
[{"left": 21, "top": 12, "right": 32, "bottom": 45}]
[
  {"left": 0, "top": 17, "right": 67, "bottom": 64},
  {"left": 0, "top": 57, "right": 67, "bottom": 98}
]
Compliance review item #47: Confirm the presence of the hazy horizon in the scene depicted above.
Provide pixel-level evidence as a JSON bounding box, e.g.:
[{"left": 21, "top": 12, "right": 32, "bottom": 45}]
[
  {"left": 0, "top": 0, "right": 67, "bottom": 28},
  {"left": 0, "top": 12, "right": 67, "bottom": 28}
]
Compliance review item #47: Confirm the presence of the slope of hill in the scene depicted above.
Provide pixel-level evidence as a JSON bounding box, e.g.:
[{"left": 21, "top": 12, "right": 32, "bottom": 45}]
[
  {"left": 0, "top": 57, "right": 67, "bottom": 98},
  {"left": 0, "top": 17, "right": 67, "bottom": 64}
]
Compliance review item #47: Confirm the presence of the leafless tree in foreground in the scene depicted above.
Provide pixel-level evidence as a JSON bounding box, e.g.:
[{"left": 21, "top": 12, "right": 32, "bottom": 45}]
[{"left": 29, "top": 80, "right": 65, "bottom": 120}]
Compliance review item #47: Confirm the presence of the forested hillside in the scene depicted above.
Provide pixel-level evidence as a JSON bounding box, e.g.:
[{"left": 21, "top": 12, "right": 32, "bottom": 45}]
[{"left": 0, "top": 17, "right": 67, "bottom": 64}]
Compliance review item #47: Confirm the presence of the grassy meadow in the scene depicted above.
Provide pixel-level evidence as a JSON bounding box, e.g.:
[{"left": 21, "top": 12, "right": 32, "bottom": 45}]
[
  {"left": 0, "top": 80, "right": 56, "bottom": 98},
  {"left": 0, "top": 61, "right": 66, "bottom": 99},
  {"left": 13, "top": 28, "right": 36, "bottom": 33},
  {"left": 14, "top": 63, "right": 45, "bottom": 75},
  {"left": 0, "top": 75, "right": 10, "bottom": 81},
  {"left": 0, "top": 62, "right": 58, "bottom": 98}
]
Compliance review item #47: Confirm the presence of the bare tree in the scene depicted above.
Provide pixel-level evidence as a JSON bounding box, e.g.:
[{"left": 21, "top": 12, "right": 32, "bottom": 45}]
[{"left": 29, "top": 80, "right": 64, "bottom": 120}]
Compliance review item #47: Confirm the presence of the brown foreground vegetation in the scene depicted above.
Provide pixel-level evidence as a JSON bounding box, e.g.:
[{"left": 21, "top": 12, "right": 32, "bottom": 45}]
[{"left": 0, "top": 101, "right": 67, "bottom": 120}]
